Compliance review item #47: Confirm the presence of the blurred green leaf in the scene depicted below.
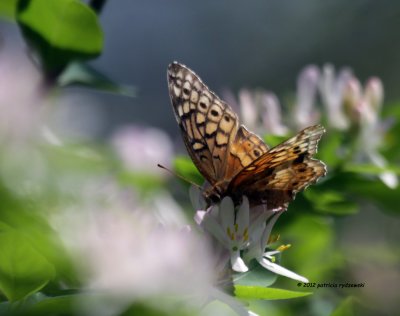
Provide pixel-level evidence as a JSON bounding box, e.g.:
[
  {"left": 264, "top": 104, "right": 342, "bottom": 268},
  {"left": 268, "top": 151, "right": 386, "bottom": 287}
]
[
  {"left": 279, "top": 215, "right": 343, "bottom": 282},
  {"left": 304, "top": 189, "right": 358, "bottom": 215},
  {"left": 330, "top": 296, "right": 356, "bottom": 316},
  {"left": 173, "top": 156, "right": 204, "bottom": 186},
  {"left": 21, "top": 294, "right": 77, "bottom": 316},
  {"left": 118, "top": 171, "right": 165, "bottom": 193},
  {"left": 263, "top": 134, "right": 288, "bottom": 148},
  {"left": 0, "top": 223, "right": 55, "bottom": 301},
  {"left": 234, "top": 285, "right": 312, "bottom": 300},
  {"left": 0, "top": 184, "right": 77, "bottom": 289},
  {"left": 318, "top": 132, "right": 344, "bottom": 168},
  {"left": 58, "top": 62, "right": 136, "bottom": 97},
  {"left": 233, "top": 259, "right": 278, "bottom": 287},
  {"left": 0, "top": 0, "right": 17, "bottom": 19},
  {"left": 343, "top": 163, "right": 400, "bottom": 175},
  {"left": 16, "top": 0, "right": 103, "bottom": 76},
  {"left": 324, "top": 171, "right": 400, "bottom": 214}
]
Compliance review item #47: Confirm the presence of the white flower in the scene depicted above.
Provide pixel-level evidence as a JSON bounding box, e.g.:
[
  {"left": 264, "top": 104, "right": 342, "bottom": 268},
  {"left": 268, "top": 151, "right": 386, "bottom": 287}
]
[
  {"left": 343, "top": 76, "right": 397, "bottom": 189},
  {"left": 260, "top": 92, "right": 289, "bottom": 136},
  {"left": 111, "top": 125, "right": 174, "bottom": 178},
  {"left": 319, "top": 64, "right": 353, "bottom": 130},
  {"left": 294, "top": 65, "right": 321, "bottom": 129},
  {"left": 0, "top": 47, "right": 43, "bottom": 142},
  {"left": 195, "top": 195, "right": 250, "bottom": 273},
  {"left": 192, "top": 186, "right": 309, "bottom": 282},
  {"left": 234, "top": 89, "right": 289, "bottom": 136},
  {"left": 53, "top": 182, "right": 215, "bottom": 315},
  {"left": 239, "top": 89, "right": 259, "bottom": 132}
]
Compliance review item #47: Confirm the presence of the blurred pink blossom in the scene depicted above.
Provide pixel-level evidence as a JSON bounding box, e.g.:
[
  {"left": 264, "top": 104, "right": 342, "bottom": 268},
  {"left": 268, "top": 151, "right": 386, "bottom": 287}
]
[
  {"left": 0, "top": 48, "right": 43, "bottom": 142},
  {"left": 343, "top": 76, "right": 397, "bottom": 188},
  {"left": 53, "top": 181, "right": 216, "bottom": 314},
  {"left": 319, "top": 64, "right": 353, "bottom": 130},
  {"left": 111, "top": 125, "right": 174, "bottom": 177},
  {"left": 236, "top": 89, "right": 288, "bottom": 136},
  {"left": 260, "top": 92, "right": 289, "bottom": 136},
  {"left": 294, "top": 65, "right": 321, "bottom": 129}
]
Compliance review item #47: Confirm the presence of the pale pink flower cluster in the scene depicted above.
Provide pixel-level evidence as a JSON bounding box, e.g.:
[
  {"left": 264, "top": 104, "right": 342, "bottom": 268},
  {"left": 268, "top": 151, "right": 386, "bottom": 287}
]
[
  {"left": 111, "top": 125, "right": 174, "bottom": 178},
  {"left": 230, "top": 64, "right": 396, "bottom": 188},
  {"left": 52, "top": 181, "right": 217, "bottom": 315}
]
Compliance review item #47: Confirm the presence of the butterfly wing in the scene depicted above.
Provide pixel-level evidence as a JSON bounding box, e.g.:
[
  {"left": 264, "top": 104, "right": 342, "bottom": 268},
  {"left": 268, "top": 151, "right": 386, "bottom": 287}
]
[
  {"left": 228, "top": 125, "right": 326, "bottom": 208},
  {"left": 167, "top": 62, "right": 268, "bottom": 185}
]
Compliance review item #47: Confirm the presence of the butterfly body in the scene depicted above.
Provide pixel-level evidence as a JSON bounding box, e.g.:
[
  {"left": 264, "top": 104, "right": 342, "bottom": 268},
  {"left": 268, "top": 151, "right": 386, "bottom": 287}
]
[{"left": 167, "top": 62, "right": 326, "bottom": 209}]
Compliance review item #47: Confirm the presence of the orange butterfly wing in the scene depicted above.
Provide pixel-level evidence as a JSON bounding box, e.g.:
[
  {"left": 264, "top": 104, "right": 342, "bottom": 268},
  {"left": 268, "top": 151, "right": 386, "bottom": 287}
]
[
  {"left": 228, "top": 125, "right": 327, "bottom": 208},
  {"left": 168, "top": 62, "right": 326, "bottom": 208}
]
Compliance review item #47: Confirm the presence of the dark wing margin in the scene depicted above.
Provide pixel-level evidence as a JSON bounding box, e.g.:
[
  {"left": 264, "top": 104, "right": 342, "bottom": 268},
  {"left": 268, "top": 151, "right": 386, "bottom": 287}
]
[{"left": 228, "top": 125, "right": 327, "bottom": 208}]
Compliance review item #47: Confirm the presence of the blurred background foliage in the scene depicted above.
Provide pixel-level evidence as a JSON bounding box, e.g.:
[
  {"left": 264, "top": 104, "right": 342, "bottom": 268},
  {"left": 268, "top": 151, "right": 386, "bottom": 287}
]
[{"left": 0, "top": 1, "right": 400, "bottom": 316}]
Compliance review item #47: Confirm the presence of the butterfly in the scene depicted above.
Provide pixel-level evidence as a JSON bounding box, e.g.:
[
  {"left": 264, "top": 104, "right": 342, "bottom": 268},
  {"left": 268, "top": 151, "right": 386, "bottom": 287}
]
[{"left": 167, "top": 61, "right": 326, "bottom": 209}]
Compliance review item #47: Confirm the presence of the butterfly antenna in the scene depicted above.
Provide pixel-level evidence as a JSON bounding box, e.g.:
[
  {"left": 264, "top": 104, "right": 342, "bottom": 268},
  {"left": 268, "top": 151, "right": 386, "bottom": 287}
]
[{"left": 157, "top": 164, "right": 201, "bottom": 189}]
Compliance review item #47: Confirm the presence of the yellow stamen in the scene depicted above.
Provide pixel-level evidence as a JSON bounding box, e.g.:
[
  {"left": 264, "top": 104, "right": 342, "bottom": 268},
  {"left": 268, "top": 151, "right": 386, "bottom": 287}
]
[
  {"left": 277, "top": 244, "right": 291, "bottom": 252},
  {"left": 234, "top": 223, "right": 238, "bottom": 232},
  {"left": 243, "top": 227, "right": 249, "bottom": 241},
  {"left": 268, "top": 234, "right": 280, "bottom": 244},
  {"left": 227, "top": 227, "right": 234, "bottom": 240}
]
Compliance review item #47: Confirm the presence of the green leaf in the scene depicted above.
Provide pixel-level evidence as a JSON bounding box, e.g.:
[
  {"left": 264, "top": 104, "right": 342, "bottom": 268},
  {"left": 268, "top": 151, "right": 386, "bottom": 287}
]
[
  {"left": 343, "top": 163, "right": 400, "bottom": 175},
  {"left": 317, "top": 131, "right": 344, "bottom": 168},
  {"left": 323, "top": 171, "right": 400, "bottom": 215},
  {"left": 279, "top": 215, "right": 342, "bottom": 282},
  {"left": 0, "top": 184, "right": 78, "bottom": 289},
  {"left": 233, "top": 258, "right": 278, "bottom": 287},
  {"left": 16, "top": 0, "right": 103, "bottom": 75},
  {"left": 118, "top": 171, "right": 164, "bottom": 193},
  {"left": 263, "top": 134, "right": 288, "bottom": 148},
  {"left": 234, "top": 285, "right": 312, "bottom": 300},
  {"left": 304, "top": 189, "right": 358, "bottom": 215},
  {"left": 173, "top": 156, "right": 204, "bottom": 186},
  {"left": 0, "top": 0, "right": 17, "bottom": 19},
  {"left": 0, "top": 223, "right": 55, "bottom": 301},
  {"left": 58, "top": 62, "right": 136, "bottom": 97},
  {"left": 330, "top": 297, "right": 357, "bottom": 316}
]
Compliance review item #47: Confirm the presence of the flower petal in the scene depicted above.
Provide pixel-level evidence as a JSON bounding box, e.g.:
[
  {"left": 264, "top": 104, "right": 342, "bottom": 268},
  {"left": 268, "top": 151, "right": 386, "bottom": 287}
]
[
  {"left": 189, "top": 185, "right": 206, "bottom": 210},
  {"left": 239, "top": 89, "right": 258, "bottom": 130},
  {"left": 231, "top": 251, "right": 249, "bottom": 273},
  {"left": 236, "top": 196, "right": 249, "bottom": 232},
  {"left": 219, "top": 196, "right": 235, "bottom": 229},
  {"left": 259, "top": 209, "right": 284, "bottom": 249},
  {"left": 194, "top": 210, "right": 207, "bottom": 226},
  {"left": 200, "top": 205, "right": 231, "bottom": 246},
  {"left": 258, "top": 258, "right": 309, "bottom": 283}
]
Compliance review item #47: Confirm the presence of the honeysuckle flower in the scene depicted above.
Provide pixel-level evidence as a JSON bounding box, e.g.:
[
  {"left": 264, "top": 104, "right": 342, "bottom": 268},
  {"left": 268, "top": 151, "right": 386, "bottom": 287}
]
[
  {"left": 239, "top": 89, "right": 259, "bottom": 132},
  {"left": 0, "top": 46, "right": 43, "bottom": 142},
  {"left": 260, "top": 91, "right": 289, "bottom": 136},
  {"left": 319, "top": 63, "right": 353, "bottom": 130},
  {"left": 293, "top": 65, "right": 321, "bottom": 129},
  {"left": 191, "top": 186, "right": 309, "bottom": 282},
  {"left": 195, "top": 195, "right": 250, "bottom": 272},
  {"left": 343, "top": 76, "right": 397, "bottom": 188},
  {"left": 111, "top": 125, "right": 174, "bottom": 178},
  {"left": 227, "top": 89, "right": 289, "bottom": 136},
  {"left": 53, "top": 181, "right": 216, "bottom": 315},
  {"left": 242, "top": 203, "right": 309, "bottom": 283}
]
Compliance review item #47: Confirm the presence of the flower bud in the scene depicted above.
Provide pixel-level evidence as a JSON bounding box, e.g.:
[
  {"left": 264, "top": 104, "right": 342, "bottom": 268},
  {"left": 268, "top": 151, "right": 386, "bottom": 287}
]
[{"left": 364, "top": 77, "right": 384, "bottom": 113}]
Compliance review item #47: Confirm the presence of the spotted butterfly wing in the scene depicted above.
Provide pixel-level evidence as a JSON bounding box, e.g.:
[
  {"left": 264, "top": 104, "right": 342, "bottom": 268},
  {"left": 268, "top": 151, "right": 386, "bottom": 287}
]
[
  {"left": 167, "top": 62, "right": 268, "bottom": 187},
  {"left": 228, "top": 125, "right": 326, "bottom": 208},
  {"left": 167, "top": 62, "right": 326, "bottom": 208}
]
